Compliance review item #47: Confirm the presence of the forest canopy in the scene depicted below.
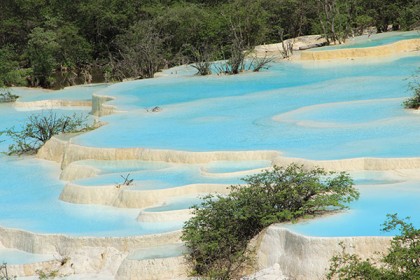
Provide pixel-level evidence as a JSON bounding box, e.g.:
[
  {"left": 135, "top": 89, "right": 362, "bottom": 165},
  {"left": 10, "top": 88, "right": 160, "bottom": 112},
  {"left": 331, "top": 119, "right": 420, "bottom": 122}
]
[{"left": 0, "top": 0, "right": 418, "bottom": 88}]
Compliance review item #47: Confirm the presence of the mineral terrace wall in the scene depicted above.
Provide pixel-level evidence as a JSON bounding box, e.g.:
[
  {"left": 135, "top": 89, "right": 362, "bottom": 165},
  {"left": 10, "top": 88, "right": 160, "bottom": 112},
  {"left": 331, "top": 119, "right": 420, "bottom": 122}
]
[{"left": 300, "top": 38, "right": 420, "bottom": 60}]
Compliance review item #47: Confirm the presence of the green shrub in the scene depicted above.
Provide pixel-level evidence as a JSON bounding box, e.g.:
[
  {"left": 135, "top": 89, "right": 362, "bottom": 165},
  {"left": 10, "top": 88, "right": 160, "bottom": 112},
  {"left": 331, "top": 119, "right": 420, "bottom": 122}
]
[
  {"left": 403, "top": 86, "right": 420, "bottom": 109},
  {"left": 0, "top": 88, "right": 19, "bottom": 103},
  {"left": 182, "top": 164, "right": 359, "bottom": 279},
  {"left": 327, "top": 214, "right": 420, "bottom": 280},
  {"left": 1, "top": 111, "right": 94, "bottom": 155},
  {"left": 403, "top": 68, "right": 420, "bottom": 109}
]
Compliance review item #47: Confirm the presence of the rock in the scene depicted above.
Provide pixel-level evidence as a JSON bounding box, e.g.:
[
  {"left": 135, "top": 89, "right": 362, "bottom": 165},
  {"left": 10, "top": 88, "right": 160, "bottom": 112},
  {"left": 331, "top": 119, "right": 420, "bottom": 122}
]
[{"left": 151, "top": 106, "right": 162, "bottom": 112}]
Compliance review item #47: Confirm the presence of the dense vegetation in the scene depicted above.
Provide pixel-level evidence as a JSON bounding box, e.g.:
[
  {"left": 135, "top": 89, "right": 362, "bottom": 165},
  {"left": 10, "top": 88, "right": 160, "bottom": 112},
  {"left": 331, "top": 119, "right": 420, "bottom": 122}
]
[
  {"left": 328, "top": 214, "right": 420, "bottom": 280},
  {"left": 0, "top": 0, "right": 419, "bottom": 88},
  {"left": 182, "top": 164, "right": 359, "bottom": 279},
  {"left": 0, "top": 111, "right": 94, "bottom": 155}
]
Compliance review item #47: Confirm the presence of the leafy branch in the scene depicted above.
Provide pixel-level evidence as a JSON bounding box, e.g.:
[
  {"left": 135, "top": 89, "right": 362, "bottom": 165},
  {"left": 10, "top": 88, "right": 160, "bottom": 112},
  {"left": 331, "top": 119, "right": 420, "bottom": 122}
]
[
  {"left": 0, "top": 88, "right": 18, "bottom": 103},
  {"left": 327, "top": 214, "right": 420, "bottom": 279},
  {"left": 2, "top": 111, "right": 94, "bottom": 155},
  {"left": 182, "top": 164, "right": 359, "bottom": 279}
]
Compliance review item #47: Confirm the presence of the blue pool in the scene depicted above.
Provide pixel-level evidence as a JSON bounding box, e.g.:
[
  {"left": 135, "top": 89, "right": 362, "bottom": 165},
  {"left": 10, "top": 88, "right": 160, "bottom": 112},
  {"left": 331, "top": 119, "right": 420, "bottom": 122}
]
[
  {"left": 1, "top": 32, "right": 419, "bottom": 238},
  {"left": 315, "top": 30, "right": 419, "bottom": 50}
]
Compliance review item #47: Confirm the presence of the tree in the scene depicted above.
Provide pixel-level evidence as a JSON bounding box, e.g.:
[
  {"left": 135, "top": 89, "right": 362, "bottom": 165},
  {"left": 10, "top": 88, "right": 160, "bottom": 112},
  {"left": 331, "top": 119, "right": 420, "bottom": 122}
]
[
  {"left": 315, "top": 0, "right": 352, "bottom": 44},
  {"left": 182, "top": 164, "right": 359, "bottom": 279},
  {"left": 327, "top": 214, "right": 420, "bottom": 280},
  {"left": 0, "top": 47, "right": 29, "bottom": 87},
  {"left": 187, "top": 45, "right": 214, "bottom": 76},
  {"left": 2, "top": 111, "right": 94, "bottom": 155},
  {"left": 223, "top": 0, "right": 269, "bottom": 49},
  {"left": 261, "top": 0, "right": 317, "bottom": 43},
  {"left": 0, "top": 88, "right": 19, "bottom": 103},
  {"left": 112, "top": 20, "right": 167, "bottom": 80},
  {"left": 154, "top": 2, "right": 217, "bottom": 66},
  {"left": 403, "top": 68, "right": 420, "bottom": 109},
  {"left": 27, "top": 27, "right": 59, "bottom": 87},
  {"left": 55, "top": 24, "right": 92, "bottom": 70}
]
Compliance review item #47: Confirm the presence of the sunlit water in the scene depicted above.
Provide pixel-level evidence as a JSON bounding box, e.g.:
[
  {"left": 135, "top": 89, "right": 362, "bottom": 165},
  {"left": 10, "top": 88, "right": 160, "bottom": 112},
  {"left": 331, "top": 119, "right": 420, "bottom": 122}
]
[
  {"left": 0, "top": 105, "right": 181, "bottom": 237},
  {"left": 284, "top": 172, "right": 420, "bottom": 237},
  {"left": 10, "top": 84, "right": 109, "bottom": 102},
  {"left": 128, "top": 243, "right": 186, "bottom": 260},
  {"left": 0, "top": 248, "right": 55, "bottom": 264},
  {"left": 0, "top": 34, "right": 419, "bottom": 242},
  {"left": 73, "top": 55, "right": 420, "bottom": 160},
  {"left": 314, "top": 30, "right": 419, "bottom": 50}
]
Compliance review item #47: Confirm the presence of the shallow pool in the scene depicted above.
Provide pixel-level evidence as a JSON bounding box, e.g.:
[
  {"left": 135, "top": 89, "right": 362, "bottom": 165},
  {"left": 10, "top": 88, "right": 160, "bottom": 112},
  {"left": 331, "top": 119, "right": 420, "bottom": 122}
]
[
  {"left": 10, "top": 84, "right": 109, "bottom": 102},
  {"left": 0, "top": 248, "right": 55, "bottom": 265},
  {"left": 143, "top": 195, "right": 203, "bottom": 212},
  {"left": 73, "top": 163, "right": 241, "bottom": 190},
  {"left": 314, "top": 30, "right": 419, "bottom": 50},
  {"left": 1, "top": 32, "right": 419, "bottom": 238},
  {"left": 127, "top": 243, "right": 186, "bottom": 260},
  {"left": 72, "top": 55, "right": 420, "bottom": 160},
  {"left": 284, "top": 179, "right": 420, "bottom": 237}
]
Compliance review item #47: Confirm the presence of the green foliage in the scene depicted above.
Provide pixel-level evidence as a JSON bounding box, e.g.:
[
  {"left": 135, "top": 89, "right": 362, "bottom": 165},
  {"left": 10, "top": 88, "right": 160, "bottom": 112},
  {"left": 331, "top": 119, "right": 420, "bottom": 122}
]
[
  {"left": 222, "top": 0, "right": 270, "bottom": 48},
  {"left": 0, "top": 0, "right": 418, "bottom": 86},
  {"left": 261, "top": 0, "right": 311, "bottom": 42},
  {"left": 55, "top": 23, "right": 92, "bottom": 69},
  {"left": 2, "top": 111, "right": 93, "bottom": 155},
  {"left": 0, "top": 47, "right": 28, "bottom": 87},
  {"left": 0, "top": 88, "right": 19, "bottom": 103},
  {"left": 27, "top": 27, "right": 60, "bottom": 87},
  {"left": 327, "top": 214, "right": 420, "bottom": 280},
  {"left": 112, "top": 20, "right": 167, "bottom": 80},
  {"left": 182, "top": 164, "right": 359, "bottom": 279},
  {"left": 154, "top": 2, "right": 217, "bottom": 60},
  {"left": 403, "top": 68, "right": 420, "bottom": 109}
]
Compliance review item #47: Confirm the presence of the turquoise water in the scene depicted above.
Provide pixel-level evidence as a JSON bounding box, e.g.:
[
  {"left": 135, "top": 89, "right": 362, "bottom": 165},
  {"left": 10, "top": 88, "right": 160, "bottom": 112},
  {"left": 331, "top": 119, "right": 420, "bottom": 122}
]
[
  {"left": 284, "top": 170, "right": 420, "bottom": 237},
  {"left": 0, "top": 248, "right": 54, "bottom": 264},
  {"left": 128, "top": 243, "right": 186, "bottom": 260},
  {"left": 285, "top": 180, "right": 420, "bottom": 237},
  {"left": 10, "top": 84, "right": 109, "bottom": 102},
  {"left": 74, "top": 160, "right": 172, "bottom": 175},
  {"left": 0, "top": 32, "right": 419, "bottom": 238},
  {"left": 74, "top": 163, "right": 241, "bottom": 190},
  {"left": 314, "top": 31, "right": 420, "bottom": 50},
  {"left": 144, "top": 196, "right": 203, "bottom": 212},
  {"left": 0, "top": 106, "right": 91, "bottom": 150},
  {"left": 0, "top": 155, "right": 181, "bottom": 236},
  {"left": 204, "top": 160, "right": 272, "bottom": 173},
  {"left": 0, "top": 105, "right": 182, "bottom": 236},
  {"left": 73, "top": 55, "right": 420, "bottom": 160}
]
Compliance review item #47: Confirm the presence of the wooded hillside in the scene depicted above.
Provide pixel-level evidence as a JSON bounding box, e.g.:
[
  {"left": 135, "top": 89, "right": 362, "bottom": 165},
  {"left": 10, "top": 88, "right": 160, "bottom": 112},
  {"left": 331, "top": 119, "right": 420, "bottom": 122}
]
[{"left": 0, "top": 0, "right": 418, "bottom": 88}]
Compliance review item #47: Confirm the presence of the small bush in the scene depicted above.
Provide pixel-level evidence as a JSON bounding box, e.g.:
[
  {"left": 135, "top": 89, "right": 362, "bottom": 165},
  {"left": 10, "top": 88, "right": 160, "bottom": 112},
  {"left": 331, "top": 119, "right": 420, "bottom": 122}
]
[
  {"left": 403, "top": 68, "right": 420, "bottom": 109},
  {"left": 403, "top": 86, "right": 420, "bottom": 109},
  {"left": 248, "top": 55, "right": 274, "bottom": 72},
  {"left": 0, "top": 88, "right": 18, "bottom": 103},
  {"left": 185, "top": 45, "right": 214, "bottom": 76},
  {"left": 182, "top": 164, "right": 359, "bottom": 279},
  {"left": 327, "top": 214, "right": 420, "bottom": 280},
  {"left": 36, "top": 269, "right": 59, "bottom": 280},
  {"left": 2, "top": 111, "right": 94, "bottom": 155}
]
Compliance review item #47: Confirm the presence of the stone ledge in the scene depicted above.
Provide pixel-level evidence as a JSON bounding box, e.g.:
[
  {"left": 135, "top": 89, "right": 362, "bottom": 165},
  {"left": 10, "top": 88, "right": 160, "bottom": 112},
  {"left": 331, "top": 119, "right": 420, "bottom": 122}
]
[{"left": 301, "top": 38, "right": 420, "bottom": 60}]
